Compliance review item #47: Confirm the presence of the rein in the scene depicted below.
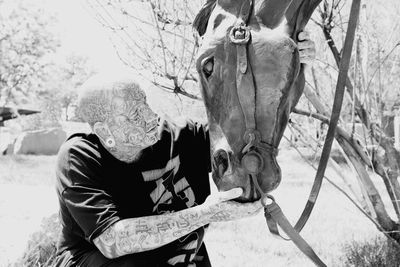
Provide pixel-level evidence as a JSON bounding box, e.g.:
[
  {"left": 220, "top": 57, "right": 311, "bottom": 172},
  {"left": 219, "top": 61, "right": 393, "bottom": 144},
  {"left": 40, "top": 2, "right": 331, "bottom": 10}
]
[{"left": 229, "top": 0, "right": 362, "bottom": 266}]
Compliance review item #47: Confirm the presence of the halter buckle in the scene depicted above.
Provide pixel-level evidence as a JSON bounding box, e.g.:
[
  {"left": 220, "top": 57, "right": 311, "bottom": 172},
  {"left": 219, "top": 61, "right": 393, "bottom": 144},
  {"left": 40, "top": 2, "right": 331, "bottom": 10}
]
[
  {"left": 243, "top": 129, "right": 261, "bottom": 147},
  {"left": 229, "top": 24, "right": 251, "bottom": 45}
]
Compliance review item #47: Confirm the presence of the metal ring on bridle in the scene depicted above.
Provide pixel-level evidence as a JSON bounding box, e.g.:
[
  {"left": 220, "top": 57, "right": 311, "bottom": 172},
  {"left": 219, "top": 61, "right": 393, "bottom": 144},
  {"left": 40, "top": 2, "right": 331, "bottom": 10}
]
[
  {"left": 229, "top": 24, "right": 251, "bottom": 44},
  {"left": 241, "top": 150, "right": 264, "bottom": 175},
  {"left": 241, "top": 129, "right": 264, "bottom": 174},
  {"left": 242, "top": 129, "right": 261, "bottom": 154},
  {"left": 261, "top": 194, "right": 275, "bottom": 207},
  {"left": 243, "top": 129, "right": 261, "bottom": 145}
]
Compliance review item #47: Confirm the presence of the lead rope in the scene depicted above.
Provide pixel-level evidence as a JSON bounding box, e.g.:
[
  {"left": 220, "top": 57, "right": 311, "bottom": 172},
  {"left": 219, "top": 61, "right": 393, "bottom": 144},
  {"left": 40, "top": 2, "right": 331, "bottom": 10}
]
[
  {"left": 291, "top": 0, "right": 362, "bottom": 234},
  {"left": 251, "top": 175, "right": 327, "bottom": 267}
]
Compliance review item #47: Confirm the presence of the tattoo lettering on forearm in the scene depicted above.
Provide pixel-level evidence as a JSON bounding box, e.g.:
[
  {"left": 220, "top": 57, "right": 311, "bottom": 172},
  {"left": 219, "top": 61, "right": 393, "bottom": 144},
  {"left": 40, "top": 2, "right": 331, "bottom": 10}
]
[
  {"left": 177, "top": 214, "right": 191, "bottom": 228},
  {"left": 94, "top": 202, "right": 255, "bottom": 258},
  {"left": 100, "top": 227, "right": 116, "bottom": 246},
  {"left": 135, "top": 219, "right": 154, "bottom": 235},
  {"left": 157, "top": 221, "right": 172, "bottom": 232},
  {"left": 116, "top": 236, "right": 133, "bottom": 254},
  {"left": 209, "top": 211, "right": 232, "bottom": 221},
  {"left": 94, "top": 207, "right": 210, "bottom": 258}
]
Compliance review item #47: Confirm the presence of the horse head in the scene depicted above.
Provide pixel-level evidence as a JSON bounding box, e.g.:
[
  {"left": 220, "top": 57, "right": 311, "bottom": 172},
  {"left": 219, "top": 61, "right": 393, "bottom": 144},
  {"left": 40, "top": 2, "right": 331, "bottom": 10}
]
[{"left": 194, "top": 0, "right": 315, "bottom": 202}]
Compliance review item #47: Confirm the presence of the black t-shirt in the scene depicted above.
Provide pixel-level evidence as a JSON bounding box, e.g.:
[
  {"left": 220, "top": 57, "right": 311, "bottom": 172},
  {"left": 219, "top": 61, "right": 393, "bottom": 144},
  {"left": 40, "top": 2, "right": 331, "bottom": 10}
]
[{"left": 55, "top": 119, "right": 211, "bottom": 266}]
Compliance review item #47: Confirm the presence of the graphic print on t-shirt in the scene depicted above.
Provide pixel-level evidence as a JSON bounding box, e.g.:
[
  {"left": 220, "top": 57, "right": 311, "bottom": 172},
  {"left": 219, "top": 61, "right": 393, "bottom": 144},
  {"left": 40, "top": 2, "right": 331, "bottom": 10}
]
[
  {"left": 141, "top": 155, "right": 203, "bottom": 265},
  {"left": 141, "top": 156, "right": 196, "bottom": 213}
]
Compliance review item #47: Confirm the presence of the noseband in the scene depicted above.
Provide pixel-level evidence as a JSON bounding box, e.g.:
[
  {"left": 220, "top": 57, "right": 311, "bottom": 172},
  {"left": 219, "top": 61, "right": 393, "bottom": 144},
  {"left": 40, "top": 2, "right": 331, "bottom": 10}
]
[{"left": 229, "top": 0, "right": 277, "bottom": 176}]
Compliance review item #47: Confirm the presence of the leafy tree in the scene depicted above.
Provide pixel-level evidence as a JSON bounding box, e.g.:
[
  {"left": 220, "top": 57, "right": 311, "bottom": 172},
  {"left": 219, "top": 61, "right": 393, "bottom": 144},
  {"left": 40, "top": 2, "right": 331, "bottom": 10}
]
[
  {"left": 0, "top": 0, "right": 59, "bottom": 106},
  {"left": 46, "top": 55, "right": 94, "bottom": 121},
  {"left": 21, "top": 55, "right": 94, "bottom": 130}
]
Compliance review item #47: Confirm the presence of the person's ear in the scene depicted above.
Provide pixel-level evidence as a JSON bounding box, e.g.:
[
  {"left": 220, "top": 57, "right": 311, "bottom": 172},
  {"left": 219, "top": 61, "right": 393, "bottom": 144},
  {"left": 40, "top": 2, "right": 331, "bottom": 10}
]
[{"left": 93, "top": 122, "right": 115, "bottom": 148}]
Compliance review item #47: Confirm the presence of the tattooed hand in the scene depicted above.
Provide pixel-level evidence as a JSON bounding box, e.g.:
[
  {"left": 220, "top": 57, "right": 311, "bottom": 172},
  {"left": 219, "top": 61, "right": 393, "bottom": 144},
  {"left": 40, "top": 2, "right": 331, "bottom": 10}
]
[
  {"left": 93, "top": 187, "right": 262, "bottom": 258},
  {"left": 201, "top": 188, "right": 263, "bottom": 222}
]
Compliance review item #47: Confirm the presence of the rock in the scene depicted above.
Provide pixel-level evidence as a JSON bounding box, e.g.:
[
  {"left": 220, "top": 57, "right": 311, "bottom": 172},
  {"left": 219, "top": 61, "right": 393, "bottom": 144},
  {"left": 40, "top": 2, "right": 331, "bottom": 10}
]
[
  {"left": 3, "top": 142, "right": 14, "bottom": 155},
  {"left": 13, "top": 128, "right": 67, "bottom": 155}
]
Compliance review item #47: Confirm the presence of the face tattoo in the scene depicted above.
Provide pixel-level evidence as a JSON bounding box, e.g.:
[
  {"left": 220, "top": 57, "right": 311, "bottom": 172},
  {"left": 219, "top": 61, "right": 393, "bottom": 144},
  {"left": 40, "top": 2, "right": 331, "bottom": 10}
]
[{"left": 107, "top": 83, "right": 159, "bottom": 161}]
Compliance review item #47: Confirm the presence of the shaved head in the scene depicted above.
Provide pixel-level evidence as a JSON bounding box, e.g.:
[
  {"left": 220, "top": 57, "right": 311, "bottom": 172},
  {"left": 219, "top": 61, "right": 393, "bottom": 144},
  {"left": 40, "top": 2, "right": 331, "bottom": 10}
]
[
  {"left": 77, "top": 73, "right": 146, "bottom": 127},
  {"left": 76, "top": 72, "right": 159, "bottom": 162}
]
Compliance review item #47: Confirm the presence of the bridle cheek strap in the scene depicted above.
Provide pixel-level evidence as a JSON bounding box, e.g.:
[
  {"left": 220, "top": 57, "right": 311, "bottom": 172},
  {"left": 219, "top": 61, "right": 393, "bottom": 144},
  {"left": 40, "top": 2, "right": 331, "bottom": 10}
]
[{"left": 231, "top": 23, "right": 256, "bottom": 133}]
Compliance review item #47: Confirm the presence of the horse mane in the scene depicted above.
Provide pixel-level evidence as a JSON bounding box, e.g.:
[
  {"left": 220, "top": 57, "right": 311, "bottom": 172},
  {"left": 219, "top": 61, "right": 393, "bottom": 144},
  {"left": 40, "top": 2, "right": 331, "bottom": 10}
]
[{"left": 193, "top": 0, "right": 217, "bottom": 37}]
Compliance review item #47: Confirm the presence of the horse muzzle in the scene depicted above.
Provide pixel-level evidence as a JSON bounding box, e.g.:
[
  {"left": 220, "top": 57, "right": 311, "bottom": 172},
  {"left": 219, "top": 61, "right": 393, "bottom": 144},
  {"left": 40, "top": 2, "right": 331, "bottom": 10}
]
[{"left": 212, "top": 141, "right": 281, "bottom": 202}]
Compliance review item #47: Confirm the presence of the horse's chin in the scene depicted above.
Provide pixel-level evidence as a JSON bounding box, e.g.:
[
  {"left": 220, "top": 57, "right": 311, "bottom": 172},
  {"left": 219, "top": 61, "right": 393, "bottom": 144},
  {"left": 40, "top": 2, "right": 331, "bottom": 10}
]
[
  {"left": 234, "top": 190, "right": 262, "bottom": 203},
  {"left": 213, "top": 167, "right": 282, "bottom": 203},
  {"left": 212, "top": 150, "right": 282, "bottom": 203}
]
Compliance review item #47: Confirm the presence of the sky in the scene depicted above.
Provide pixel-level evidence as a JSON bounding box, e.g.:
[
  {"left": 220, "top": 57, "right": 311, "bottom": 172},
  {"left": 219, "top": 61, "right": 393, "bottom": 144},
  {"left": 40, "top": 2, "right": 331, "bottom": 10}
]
[{"left": 41, "top": 0, "right": 126, "bottom": 73}]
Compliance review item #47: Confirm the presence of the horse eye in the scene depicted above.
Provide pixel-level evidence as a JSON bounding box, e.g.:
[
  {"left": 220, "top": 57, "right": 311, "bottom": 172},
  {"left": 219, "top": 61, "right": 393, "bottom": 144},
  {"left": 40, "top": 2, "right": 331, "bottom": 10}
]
[{"left": 202, "top": 57, "right": 214, "bottom": 79}]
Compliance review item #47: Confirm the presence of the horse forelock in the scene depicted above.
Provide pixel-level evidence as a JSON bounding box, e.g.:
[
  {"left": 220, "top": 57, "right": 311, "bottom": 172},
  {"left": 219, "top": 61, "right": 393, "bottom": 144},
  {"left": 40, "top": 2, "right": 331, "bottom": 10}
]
[{"left": 193, "top": 0, "right": 217, "bottom": 36}]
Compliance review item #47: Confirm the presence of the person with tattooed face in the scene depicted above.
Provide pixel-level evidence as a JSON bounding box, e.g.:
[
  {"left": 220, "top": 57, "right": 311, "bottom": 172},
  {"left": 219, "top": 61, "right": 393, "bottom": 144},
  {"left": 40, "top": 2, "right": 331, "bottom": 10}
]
[
  {"left": 54, "top": 28, "right": 316, "bottom": 265},
  {"left": 53, "top": 73, "right": 262, "bottom": 267}
]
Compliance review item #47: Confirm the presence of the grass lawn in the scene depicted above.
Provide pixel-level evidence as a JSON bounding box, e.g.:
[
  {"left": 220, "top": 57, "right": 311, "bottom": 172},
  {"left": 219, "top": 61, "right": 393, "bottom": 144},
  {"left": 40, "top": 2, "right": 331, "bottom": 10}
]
[
  {"left": 0, "top": 148, "right": 389, "bottom": 266},
  {"left": 0, "top": 155, "right": 57, "bottom": 186},
  {"left": 0, "top": 155, "right": 58, "bottom": 266}
]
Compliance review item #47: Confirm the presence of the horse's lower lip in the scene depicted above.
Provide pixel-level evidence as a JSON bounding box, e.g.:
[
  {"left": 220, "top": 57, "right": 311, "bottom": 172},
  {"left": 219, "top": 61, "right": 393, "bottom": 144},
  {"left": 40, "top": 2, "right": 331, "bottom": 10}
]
[
  {"left": 236, "top": 178, "right": 263, "bottom": 202},
  {"left": 234, "top": 195, "right": 261, "bottom": 203}
]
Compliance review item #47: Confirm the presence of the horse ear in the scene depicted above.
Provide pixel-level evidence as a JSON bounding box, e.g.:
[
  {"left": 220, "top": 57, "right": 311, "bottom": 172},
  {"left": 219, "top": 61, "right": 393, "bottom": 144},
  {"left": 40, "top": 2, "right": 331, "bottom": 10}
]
[
  {"left": 256, "top": 0, "right": 293, "bottom": 29},
  {"left": 285, "top": 0, "right": 322, "bottom": 38},
  {"left": 193, "top": 0, "right": 217, "bottom": 36},
  {"left": 256, "top": 0, "right": 322, "bottom": 39}
]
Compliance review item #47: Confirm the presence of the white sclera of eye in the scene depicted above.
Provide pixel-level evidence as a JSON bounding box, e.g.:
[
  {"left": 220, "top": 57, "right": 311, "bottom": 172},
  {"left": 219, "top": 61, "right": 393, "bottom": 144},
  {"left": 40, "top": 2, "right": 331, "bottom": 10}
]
[{"left": 204, "top": 60, "right": 214, "bottom": 73}]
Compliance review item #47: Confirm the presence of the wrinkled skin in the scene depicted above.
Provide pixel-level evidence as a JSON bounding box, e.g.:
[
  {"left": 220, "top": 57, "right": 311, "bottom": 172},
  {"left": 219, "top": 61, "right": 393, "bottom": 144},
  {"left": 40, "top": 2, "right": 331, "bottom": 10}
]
[{"left": 195, "top": 0, "right": 307, "bottom": 202}]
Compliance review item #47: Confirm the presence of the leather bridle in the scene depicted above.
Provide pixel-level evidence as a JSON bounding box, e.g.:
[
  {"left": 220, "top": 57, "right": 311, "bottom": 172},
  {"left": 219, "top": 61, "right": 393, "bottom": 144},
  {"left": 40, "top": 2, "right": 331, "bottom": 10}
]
[
  {"left": 230, "top": 0, "right": 278, "bottom": 176},
  {"left": 229, "top": 1, "right": 326, "bottom": 266},
  {"left": 227, "top": 0, "right": 362, "bottom": 266}
]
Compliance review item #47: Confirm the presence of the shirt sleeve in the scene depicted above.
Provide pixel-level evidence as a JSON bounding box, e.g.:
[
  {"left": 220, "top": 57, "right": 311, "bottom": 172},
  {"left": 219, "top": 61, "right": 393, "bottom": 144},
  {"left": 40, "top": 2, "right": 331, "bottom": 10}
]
[
  {"left": 59, "top": 145, "right": 121, "bottom": 243},
  {"left": 184, "top": 119, "right": 211, "bottom": 173}
]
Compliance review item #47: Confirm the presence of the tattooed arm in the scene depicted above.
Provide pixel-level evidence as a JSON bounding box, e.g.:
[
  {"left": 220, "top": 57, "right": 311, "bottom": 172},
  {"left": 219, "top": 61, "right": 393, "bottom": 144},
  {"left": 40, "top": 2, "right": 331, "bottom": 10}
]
[{"left": 93, "top": 188, "right": 262, "bottom": 259}]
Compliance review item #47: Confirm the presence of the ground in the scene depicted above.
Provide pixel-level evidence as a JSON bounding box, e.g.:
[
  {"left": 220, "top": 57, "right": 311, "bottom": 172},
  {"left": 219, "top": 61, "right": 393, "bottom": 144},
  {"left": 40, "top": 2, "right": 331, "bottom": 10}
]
[
  {"left": 0, "top": 184, "right": 57, "bottom": 266},
  {"left": 0, "top": 147, "right": 385, "bottom": 266}
]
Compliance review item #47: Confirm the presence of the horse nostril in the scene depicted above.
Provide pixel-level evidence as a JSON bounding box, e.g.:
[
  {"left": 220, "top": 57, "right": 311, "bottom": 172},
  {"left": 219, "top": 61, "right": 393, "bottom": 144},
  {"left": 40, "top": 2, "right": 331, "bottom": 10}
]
[{"left": 212, "top": 149, "right": 229, "bottom": 177}]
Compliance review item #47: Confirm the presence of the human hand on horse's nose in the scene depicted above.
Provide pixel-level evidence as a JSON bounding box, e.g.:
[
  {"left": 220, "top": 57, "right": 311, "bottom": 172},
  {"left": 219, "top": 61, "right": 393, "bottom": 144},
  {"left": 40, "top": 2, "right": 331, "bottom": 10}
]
[
  {"left": 297, "top": 30, "right": 316, "bottom": 65},
  {"left": 201, "top": 188, "right": 263, "bottom": 223},
  {"left": 203, "top": 188, "right": 243, "bottom": 206}
]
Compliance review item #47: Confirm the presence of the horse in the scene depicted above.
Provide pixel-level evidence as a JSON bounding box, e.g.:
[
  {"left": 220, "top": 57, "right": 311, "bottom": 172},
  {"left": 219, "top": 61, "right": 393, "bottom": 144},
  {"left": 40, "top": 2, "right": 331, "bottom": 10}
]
[
  {"left": 193, "top": 0, "right": 321, "bottom": 202},
  {"left": 192, "top": 1, "right": 362, "bottom": 265}
]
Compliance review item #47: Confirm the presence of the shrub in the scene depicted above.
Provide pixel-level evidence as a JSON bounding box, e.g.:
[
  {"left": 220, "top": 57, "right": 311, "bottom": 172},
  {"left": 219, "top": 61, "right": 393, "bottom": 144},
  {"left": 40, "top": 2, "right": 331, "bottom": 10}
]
[
  {"left": 13, "top": 213, "right": 60, "bottom": 267},
  {"left": 342, "top": 236, "right": 400, "bottom": 267}
]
